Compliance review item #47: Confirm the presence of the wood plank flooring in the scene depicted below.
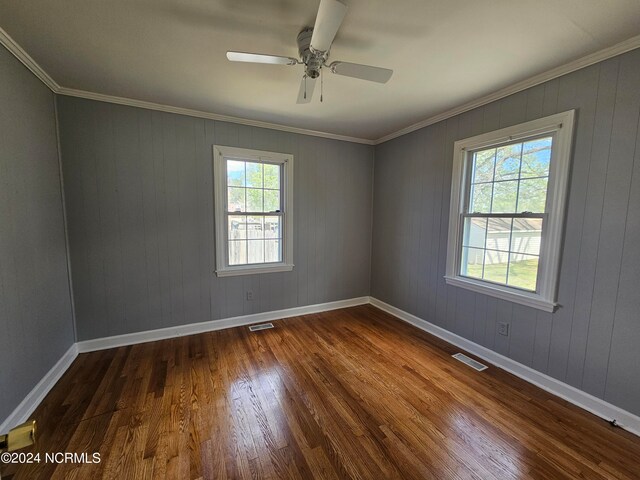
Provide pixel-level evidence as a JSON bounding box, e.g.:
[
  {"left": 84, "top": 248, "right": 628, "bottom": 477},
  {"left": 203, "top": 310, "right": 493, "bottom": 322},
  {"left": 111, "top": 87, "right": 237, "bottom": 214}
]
[{"left": 3, "top": 305, "right": 639, "bottom": 479}]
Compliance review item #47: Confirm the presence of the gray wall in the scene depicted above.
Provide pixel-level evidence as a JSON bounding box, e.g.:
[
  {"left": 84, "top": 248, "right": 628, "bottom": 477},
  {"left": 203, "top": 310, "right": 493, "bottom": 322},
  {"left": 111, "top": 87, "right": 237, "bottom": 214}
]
[
  {"left": 0, "top": 46, "right": 75, "bottom": 423},
  {"left": 6, "top": 33, "right": 639, "bottom": 424},
  {"left": 371, "top": 48, "right": 640, "bottom": 416},
  {"left": 57, "top": 96, "right": 374, "bottom": 341}
]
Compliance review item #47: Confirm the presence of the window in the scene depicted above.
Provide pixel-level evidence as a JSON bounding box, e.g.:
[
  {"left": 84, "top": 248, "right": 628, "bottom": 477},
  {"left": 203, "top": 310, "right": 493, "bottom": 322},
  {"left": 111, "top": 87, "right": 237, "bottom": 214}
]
[
  {"left": 445, "top": 110, "right": 575, "bottom": 312},
  {"left": 213, "top": 145, "right": 293, "bottom": 277}
]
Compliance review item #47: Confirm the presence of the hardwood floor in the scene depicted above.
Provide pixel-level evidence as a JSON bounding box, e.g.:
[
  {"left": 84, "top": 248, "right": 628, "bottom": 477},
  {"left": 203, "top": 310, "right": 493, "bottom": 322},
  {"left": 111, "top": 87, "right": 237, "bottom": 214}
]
[{"left": 3, "top": 305, "right": 639, "bottom": 479}]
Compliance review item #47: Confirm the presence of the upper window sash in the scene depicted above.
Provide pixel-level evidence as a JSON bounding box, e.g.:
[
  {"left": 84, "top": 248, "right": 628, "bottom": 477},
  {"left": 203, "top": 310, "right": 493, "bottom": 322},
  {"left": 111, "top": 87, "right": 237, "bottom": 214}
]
[
  {"left": 462, "top": 133, "right": 554, "bottom": 216},
  {"left": 224, "top": 159, "right": 285, "bottom": 215}
]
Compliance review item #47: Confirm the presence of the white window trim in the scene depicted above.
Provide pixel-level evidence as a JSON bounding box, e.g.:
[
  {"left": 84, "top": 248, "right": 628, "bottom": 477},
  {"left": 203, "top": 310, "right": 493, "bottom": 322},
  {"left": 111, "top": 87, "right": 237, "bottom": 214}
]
[
  {"left": 213, "top": 145, "right": 294, "bottom": 277},
  {"left": 444, "top": 110, "right": 575, "bottom": 312}
]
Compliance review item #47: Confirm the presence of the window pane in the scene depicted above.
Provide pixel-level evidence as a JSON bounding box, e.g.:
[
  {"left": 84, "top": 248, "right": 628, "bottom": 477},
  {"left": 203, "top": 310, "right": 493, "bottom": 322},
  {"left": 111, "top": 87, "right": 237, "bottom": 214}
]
[
  {"left": 521, "top": 137, "right": 552, "bottom": 178},
  {"left": 449, "top": 125, "right": 565, "bottom": 297},
  {"left": 227, "top": 160, "right": 245, "bottom": 186},
  {"left": 510, "top": 218, "right": 542, "bottom": 255},
  {"left": 246, "top": 188, "right": 264, "bottom": 212},
  {"left": 495, "top": 144, "right": 521, "bottom": 181},
  {"left": 460, "top": 247, "right": 484, "bottom": 279},
  {"left": 483, "top": 250, "right": 508, "bottom": 284},
  {"left": 228, "top": 187, "right": 245, "bottom": 212},
  {"left": 472, "top": 149, "right": 495, "bottom": 183},
  {"left": 470, "top": 183, "right": 493, "bottom": 213},
  {"left": 248, "top": 240, "right": 264, "bottom": 264},
  {"left": 517, "top": 177, "right": 548, "bottom": 212},
  {"left": 491, "top": 180, "right": 518, "bottom": 213},
  {"left": 228, "top": 215, "right": 246, "bottom": 240},
  {"left": 508, "top": 253, "right": 539, "bottom": 291},
  {"left": 264, "top": 189, "right": 280, "bottom": 212},
  {"left": 462, "top": 217, "right": 487, "bottom": 249},
  {"left": 246, "top": 162, "right": 263, "bottom": 188},
  {"left": 247, "top": 216, "right": 264, "bottom": 239},
  {"left": 229, "top": 240, "right": 247, "bottom": 265},
  {"left": 264, "top": 163, "right": 280, "bottom": 189},
  {"left": 264, "top": 216, "right": 280, "bottom": 239},
  {"left": 486, "top": 218, "right": 511, "bottom": 252},
  {"left": 265, "top": 239, "right": 281, "bottom": 263}
]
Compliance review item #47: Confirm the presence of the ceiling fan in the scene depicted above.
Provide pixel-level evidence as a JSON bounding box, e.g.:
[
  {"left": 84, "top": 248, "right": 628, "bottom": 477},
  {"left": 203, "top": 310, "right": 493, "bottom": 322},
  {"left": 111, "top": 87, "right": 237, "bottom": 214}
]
[{"left": 226, "top": 0, "right": 393, "bottom": 103}]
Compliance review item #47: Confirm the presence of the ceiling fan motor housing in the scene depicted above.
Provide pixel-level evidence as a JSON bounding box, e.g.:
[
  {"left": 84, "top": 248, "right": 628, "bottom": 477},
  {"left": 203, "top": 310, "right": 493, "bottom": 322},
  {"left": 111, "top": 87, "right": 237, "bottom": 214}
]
[{"left": 297, "top": 28, "right": 325, "bottom": 79}]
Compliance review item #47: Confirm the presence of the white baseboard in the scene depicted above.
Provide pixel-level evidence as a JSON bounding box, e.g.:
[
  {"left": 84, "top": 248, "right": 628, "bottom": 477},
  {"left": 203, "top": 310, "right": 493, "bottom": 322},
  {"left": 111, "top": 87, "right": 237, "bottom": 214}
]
[
  {"left": 369, "top": 297, "right": 640, "bottom": 437},
  {"left": 0, "top": 344, "right": 78, "bottom": 433},
  {"left": 4, "top": 296, "right": 638, "bottom": 441},
  {"left": 76, "top": 296, "right": 370, "bottom": 353},
  {"left": 1, "top": 297, "right": 369, "bottom": 430}
]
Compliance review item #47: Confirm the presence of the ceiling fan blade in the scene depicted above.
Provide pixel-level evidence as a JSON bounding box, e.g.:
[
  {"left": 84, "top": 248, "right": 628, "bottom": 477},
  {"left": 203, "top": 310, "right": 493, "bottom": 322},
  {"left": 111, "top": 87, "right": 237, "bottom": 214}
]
[
  {"left": 310, "top": 0, "right": 348, "bottom": 53},
  {"left": 226, "top": 51, "right": 298, "bottom": 65},
  {"left": 329, "top": 61, "right": 393, "bottom": 83},
  {"left": 296, "top": 76, "right": 317, "bottom": 104}
]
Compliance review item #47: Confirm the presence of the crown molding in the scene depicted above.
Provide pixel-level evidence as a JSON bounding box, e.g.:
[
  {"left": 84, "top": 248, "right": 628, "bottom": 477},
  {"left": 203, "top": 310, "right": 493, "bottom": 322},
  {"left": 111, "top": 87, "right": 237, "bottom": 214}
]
[
  {"left": 0, "top": 27, "right": 373, "bottom": 145},
  {"left": 0, "top": 26, "right": 60, "bottom": 91},
  {"left": 55, "top": 86, "right": 375, "bottom": 145},
  {"left": 2, "top": 24, "right": 640, "bottom": 146},
  {"left": 373, "top": 33, "right": 640, "bottom": 144}
]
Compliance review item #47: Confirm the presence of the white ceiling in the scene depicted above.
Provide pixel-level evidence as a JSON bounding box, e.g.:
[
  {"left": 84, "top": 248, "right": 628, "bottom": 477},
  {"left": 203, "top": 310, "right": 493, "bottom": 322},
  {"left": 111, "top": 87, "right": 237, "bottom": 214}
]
[{"left": 1, "top": 0, "right": 640, "bottom": 141}]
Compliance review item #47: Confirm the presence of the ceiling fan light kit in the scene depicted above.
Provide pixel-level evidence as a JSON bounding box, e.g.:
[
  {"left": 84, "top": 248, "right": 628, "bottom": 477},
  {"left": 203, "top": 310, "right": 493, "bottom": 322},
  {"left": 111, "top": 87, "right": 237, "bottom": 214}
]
[{"left": 226, "top": 0, "right": 393, "bottom": 104}]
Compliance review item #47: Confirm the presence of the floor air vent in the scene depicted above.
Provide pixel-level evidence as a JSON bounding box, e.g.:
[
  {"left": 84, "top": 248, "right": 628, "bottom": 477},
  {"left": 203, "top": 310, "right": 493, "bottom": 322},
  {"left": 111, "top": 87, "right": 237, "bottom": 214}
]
[
  {"left": 452, "top": 353, "right": 488, "bottom": 371},
  {"left": 248, "top": 323, "right": 274, "bottom": 332}
]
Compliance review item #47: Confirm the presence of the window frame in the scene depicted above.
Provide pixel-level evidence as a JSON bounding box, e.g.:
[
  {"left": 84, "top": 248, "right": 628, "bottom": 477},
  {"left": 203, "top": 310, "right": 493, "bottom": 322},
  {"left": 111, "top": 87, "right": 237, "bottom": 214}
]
[
  {"left": 213, "top": 145, "right": 294, "bottom": 277},
  {"left": 444, "top": 110, "right": 575, "bottom": 312}
]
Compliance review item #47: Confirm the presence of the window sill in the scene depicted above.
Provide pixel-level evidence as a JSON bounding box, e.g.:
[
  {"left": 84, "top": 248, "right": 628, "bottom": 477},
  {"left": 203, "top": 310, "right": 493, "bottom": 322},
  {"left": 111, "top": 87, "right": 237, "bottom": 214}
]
[
  {"left": 216, "top": 264, "right": 294, "bottom": 277},
  {"left": 444, "top": 275, "right": 557, "bottom": 312}
]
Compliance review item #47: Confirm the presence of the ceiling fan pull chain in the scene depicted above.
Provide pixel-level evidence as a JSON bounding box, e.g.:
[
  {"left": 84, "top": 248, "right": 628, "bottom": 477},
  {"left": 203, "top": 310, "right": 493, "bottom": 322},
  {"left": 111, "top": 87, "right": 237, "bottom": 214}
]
[
  {"left": 304, "top": 75, "right": 307, "bottom": 99},
  {"left": 321, "top": 68, "right": 324, "bottom": 102}
]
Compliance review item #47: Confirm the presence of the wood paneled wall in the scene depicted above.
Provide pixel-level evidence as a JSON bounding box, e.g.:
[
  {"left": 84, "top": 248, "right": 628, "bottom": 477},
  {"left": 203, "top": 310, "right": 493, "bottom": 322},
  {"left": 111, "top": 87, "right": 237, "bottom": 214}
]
[
  {"left": 371, "top": 48, "right": 640, "bottom": 416},
  {"left": 57, "top": 96, "right": 374, "bottom": 341},
  {"left": 0, "top": 45, "right": 75, "bottom": 422}
]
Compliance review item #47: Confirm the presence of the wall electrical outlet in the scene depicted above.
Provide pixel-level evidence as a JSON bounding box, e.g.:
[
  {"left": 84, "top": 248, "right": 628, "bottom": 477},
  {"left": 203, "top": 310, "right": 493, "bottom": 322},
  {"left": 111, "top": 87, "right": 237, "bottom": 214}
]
[
  {"left": 246, "top": 291, "right": 253, "bottom": 301},
  {"left": 497, "top": 322, "right": 510, "bottom": 336}
]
